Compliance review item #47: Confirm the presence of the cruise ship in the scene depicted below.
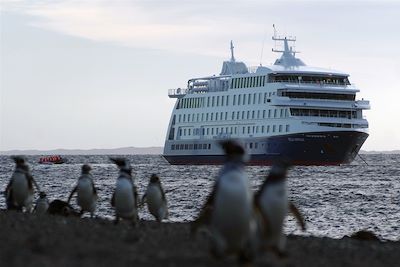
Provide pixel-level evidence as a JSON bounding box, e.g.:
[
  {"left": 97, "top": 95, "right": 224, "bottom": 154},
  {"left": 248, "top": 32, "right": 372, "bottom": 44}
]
[{"left": 163, "top": 33, "right": 370, "bottom": 165}]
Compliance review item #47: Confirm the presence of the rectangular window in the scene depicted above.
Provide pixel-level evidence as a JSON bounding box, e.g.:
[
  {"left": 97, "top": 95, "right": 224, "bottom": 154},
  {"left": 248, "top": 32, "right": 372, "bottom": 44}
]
[
  {"left": 253, "top": 93, "right": 256, "bottom": 104},
  {"left": 211, "top": 113, "right": 214, "bottom": 121},
  {"left": 264, "top": 93, "right": 267, "bottom": 103},
  {"left": 238, "top": 94, "right": 241, "bottom": 105},
  {"left": 268, "top": 110, "right": 271, "bottom": 118},
  {"left": 273, "top": 125, "right": 276, "bottom": 132},
  {"left": 274, "top": 109, "right": 277, "bottom": 118},
  {"left": 279, "top": 125, "right": 282, "bottom": 132},
  {"left": 212, "top": 96, "right": 215, "bottom": 107},
  {"left": 286, "top": 124, "right": 290, "bottom": 132},
  {"left": 247, "top": 111, "right": 250, "bottom": 119},
  {"left": 248, "top": 94, "right": 251, "bottom": 105},
  {"left": 263, "top": 110, "right": 266, "bottom": 118},
  {"left": 226, "top": 95, "right": 229, "bottom": 106},
  {"left": 280, "top": 109, "right": 284, "bottom": 118},
  {"left": 252, "top": 110, "right": 255, "bottom": 119},
  {"left": 262, "top": 126, "right": 265, "bottom": 133},
  {"left": 257, "top": 110, "right": 260, "bottom": 119},
  {"left": 267, "top": 125, "right": 270, "bottom": 133},
  {"left": 216, "top": 96, "right": 219, "bottom": 106},
  {"left": 243, "top": 94, "right": 246, "bottom": 105},
  {"left": 233, "top": 95, "right": 236, "bottom": 105},
  {"left": 221, "top": 96, "right": 224, "bottom": 106}
]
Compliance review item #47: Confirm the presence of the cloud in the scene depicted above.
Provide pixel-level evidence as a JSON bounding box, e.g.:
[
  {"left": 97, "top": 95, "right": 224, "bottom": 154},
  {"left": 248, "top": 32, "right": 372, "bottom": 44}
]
[{"left": 1, "top": 0, "right": 268, "bottom": 58}]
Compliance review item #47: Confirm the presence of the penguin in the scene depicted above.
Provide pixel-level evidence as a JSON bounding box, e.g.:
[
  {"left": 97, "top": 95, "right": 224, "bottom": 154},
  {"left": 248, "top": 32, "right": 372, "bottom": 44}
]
[
  {"left": 110, "top": 157, "right": 139, "bottom": 225},
  {"left": 34, "top": 191, "right": 49, "bottom": 214},
  {"left": 192, "top": 140, "right": 254, "bottom": 263},
  {"left": 254, "top": 160, "right": 306, "bottom": 257},
  {"left": 141, "top": 174, "right": 168, "bottom": 222},
  {"left": 67, "top": 164, "right": 97, "bottom": 218},
  {"left": 48, "top": 199, "right": 80, "bottom": 217},
  {"left": 5, "top": 156, "right": 39, "bottom": 212}
]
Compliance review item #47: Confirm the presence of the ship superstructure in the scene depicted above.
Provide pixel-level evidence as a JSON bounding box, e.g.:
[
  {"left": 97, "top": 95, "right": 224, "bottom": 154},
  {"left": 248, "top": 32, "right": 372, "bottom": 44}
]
[{"left": 163, "top": 32, "right": 370, "bottom": 165}]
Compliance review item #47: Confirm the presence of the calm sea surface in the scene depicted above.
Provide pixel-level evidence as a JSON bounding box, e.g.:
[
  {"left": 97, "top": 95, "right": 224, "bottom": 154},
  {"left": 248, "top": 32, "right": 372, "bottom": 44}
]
[{"left": 1, "top": 154, "right": 399, "bottom": 240}]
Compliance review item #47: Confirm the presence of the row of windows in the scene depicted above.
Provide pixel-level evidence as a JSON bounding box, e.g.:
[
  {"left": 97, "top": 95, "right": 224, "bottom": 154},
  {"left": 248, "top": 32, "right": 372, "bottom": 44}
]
[
  {"left": 269, "top": 74, "right": 350, "bottom": 85},
  {"left": 230, "top": 76, "right": 267, "bottom": 89},
  {"left": 178, "top": 109, "right": 289, "bottom": 123},
  {"left": 177, "top": 92, "right": 276, "bottom": 109},
  {"left": 171, "top": 143, "right": 211, "bottom": 150},
  {"left": 177, "top": 97, "right": 205, "bottom": 109},
  {"left": 290, "top": 108, "right": 357, "bottom": 119},
  {"left": 280, "top": 91, "right": 355, "bottom": 101},
  {"left": 171, "top": 141, "right": 271, "bottom": 151},
  {"left": 178, "top": 124, "right": 290, "bottom": 137},
  {"left": 318, "top": 123, "right": 368, "bottom": 129}
]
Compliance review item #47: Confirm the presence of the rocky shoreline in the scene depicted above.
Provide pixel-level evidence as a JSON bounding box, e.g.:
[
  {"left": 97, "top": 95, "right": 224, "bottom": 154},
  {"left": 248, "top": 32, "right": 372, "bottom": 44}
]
[{"left": 0, "top": 211, "right": 399, "bottom": 267}]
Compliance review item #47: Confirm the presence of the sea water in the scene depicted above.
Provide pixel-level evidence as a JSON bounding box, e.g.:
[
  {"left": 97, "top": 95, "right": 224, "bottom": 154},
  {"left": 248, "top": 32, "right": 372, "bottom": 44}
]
[{"left": 0, "top": 154, "right": 399, "bottom": 240}]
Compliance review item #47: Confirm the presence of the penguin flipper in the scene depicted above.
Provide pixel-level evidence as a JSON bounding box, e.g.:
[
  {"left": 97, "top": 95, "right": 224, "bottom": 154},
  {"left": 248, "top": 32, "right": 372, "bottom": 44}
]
[
  {"left": 191, "top": 182, "right": 218, "bottom": 234},
  {"left": 289, "top": 202, "right": 306, "bottom": 231},
  {"left": 159, "top": 183, "right": 167, "bottom": 203},
  {"left": 91, "top": 181, "right": 97, "bottom": 196},
  {"left": 28, "top": 175, "right": 40, "bottom": 192},
  {"left": 111, "top": 192, "right": 115, "bottom": 207},
  {"left": 133, "top": 185, "right": 139, "bottom": 209},
  {"left": 140, "top": 193, "right": 147, "bottom": 207},
  {"left": 254, "top": 201, "right": 271, "bottom": 239},
  {"left": 67, "top": 186, "right": 77, "bottom": 204}
]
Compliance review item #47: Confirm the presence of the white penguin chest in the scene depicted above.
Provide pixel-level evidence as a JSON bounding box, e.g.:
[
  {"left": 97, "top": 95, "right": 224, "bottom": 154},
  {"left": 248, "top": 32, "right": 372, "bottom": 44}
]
[
  {"left": 77, "top": 178, "right": 94, "bottom": 198},
  {"left": 213, "top": 171, "right": 252, "bottom": 226},
  {"left": 36, "top": 199, "right": 49, "bottom": 213},
  {"left": 77, "top": 178, "right": 96, "bottom": 210},
  {"left": 259, "top": 183, "right": 288, "bottom": 227},
  {"left": 12, "top": 173, "right": 31, "bottom": 199},
  {"left": 146, "top": 185, "right": 163, "bottom": 208},
  {"left": 115, "top": 179, "right": 135, "bottom": 209}
]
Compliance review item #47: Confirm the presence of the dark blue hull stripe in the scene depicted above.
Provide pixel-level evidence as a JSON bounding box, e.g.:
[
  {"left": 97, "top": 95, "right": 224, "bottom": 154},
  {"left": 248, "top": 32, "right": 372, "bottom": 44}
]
[{"left": 163, "top": 131, "right": 369, "bottom": 166}]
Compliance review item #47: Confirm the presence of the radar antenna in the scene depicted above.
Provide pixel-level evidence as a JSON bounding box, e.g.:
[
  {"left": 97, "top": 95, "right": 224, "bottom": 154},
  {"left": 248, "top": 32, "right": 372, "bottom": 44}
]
[
  {"left": 230, "top": 40, "right": 235, "bottom": 62},
  {"left": 272, "top": 24, "right": 299, "bottom": 56}
]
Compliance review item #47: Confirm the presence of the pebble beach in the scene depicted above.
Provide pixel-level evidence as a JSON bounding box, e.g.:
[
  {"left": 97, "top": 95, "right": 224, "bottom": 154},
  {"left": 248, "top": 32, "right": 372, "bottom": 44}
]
[{"left": 1, "top": 211, "right": 399, "bottom": 267}]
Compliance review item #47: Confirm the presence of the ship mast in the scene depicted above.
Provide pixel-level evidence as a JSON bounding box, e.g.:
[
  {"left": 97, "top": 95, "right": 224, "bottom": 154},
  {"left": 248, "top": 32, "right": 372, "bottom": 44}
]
[{"left": 230, "top": 40, "right": 236, "bottom": 62}]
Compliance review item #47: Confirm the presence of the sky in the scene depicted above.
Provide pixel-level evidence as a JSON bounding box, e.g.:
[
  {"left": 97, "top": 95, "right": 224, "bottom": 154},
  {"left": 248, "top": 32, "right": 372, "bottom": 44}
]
[{"left": 0, "top": 0, "right": 399, "bottom": 151}]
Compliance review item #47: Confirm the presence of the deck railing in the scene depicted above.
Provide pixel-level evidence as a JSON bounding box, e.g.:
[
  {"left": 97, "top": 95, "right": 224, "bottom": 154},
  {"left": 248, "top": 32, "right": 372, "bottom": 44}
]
[{"left": 168, "top": 88, "right": 188, "bottom": 98}]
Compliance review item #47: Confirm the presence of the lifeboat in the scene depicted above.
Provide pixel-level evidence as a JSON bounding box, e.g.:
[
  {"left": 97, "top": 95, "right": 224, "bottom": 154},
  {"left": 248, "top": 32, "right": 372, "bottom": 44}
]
[{"left": 39, "top": 155, "right": 66, "bottom": 164}]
